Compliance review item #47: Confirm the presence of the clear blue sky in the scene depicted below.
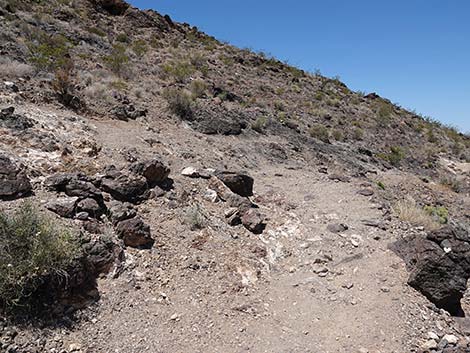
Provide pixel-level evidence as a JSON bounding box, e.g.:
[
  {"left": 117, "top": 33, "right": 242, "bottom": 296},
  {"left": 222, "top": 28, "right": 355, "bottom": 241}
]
[{"left": 129, "top": 0, "right": 470, "bottom": 132}]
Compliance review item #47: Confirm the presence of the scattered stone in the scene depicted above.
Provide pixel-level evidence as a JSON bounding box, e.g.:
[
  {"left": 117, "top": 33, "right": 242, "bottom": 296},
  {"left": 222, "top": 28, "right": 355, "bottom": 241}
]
[
  {"left": 421, "top": 339, "right": 438, "bottom": 351},
  {"left": 130, "top": 158, "right": 170, "bottom": 187},
  {"left": 46, "top": 197, "right": 79, "bottom": 218},
  {"left": 181, "top": 167, "right": 199, "bottom": 178},
  {"left": 115, "top": 217, "right": 154, "bottom": 248},
  {"left": 75, "top": 211, "right": 89, "bottom": 220},
  {"left": 327, "top": 223, "right": 348, "bottom": 233},
  {"left": 77, "top": 198, "right": 103, "bottom": 218},
  {"left": 328, "top": 174, "right": 350, "bottom": 182},
  {"left": 241, "top": 209, "right": 266, "bottom": 234},
  {"left": 65, "top": 179, "right": 102, "bottom": 200},
  {"left": 100, "top": 170, "right": 148, "bottom": 203},
  {"left": 203, "top": 189, "right": 218, "bottom": 203},
  {"left": 107, "top": 201, "right": 137, "bottom": 225},
  {"left": 361, "top": 219, "right": 386, "bottom": 229},
  {"left": 0, "top": 106, "right": 35, "bottom": 130},
  {"left": 357, "top": 189, "right": 374, "bottom": 196},
  {"left": 215, "top": 171, "right": 254, "bottom": 197},
  {"left": 0, "top": 154, "right": 32, "bottom": 200},
  {"left": 427, "top": 332, "right": 440, "bottom": 341},
  {"left": 442, "top": 334, "right": 458, "bottom": 345}
]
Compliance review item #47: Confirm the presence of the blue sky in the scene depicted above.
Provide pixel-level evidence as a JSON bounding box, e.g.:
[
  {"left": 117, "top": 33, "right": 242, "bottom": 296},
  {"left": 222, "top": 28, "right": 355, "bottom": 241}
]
[{"left": 129, "top": 0, "right": 470, "bottom": 132}]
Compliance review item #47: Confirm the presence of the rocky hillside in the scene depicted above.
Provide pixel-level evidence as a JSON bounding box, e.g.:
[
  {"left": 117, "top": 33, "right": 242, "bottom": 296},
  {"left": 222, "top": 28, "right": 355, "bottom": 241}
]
[{"left": 1, "top": 0, "right": 470, "bottom": 352}]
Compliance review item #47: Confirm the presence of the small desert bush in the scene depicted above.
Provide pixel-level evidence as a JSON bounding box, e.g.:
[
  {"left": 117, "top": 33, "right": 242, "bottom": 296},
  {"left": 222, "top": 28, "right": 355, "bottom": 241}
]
[
  {"left": 162, "top": 60, "right": 195, "bottom": 83},
  {"left": 116, "top": 33, "right": 129, "bottom": 43},
  {"left": 251, "top": 116, "right": 268, "bottom": 133},
  {"left": 28, "top": 34, "right": 72, "bottom": 71},
  {"left": 309, "top": 124, "right": 330, "bottom": 143},
  {"left": 132, "top": 39, "right": 148, "bottom": 58},
  {"left": 190, "top": 79, "right": 207, "bottom": 99},
  {"left": 0, "top": 203, "right": 79, "bottom": 313},
  {"left": 375, "top": 101, "right": 393, "bottom": 126},
  {"left": 86, "top": 26, "right": 106, "bottom": 37},
  {"left": 162, "top": 88, "right": 194, "bottom": 120},
  {"left": 104, "top": 43, "right": 129, "bottom": 77},
  {"left": 184, "top": 204, "right": 206, "bottom": 231},
  {"left": 377, "top": 146, "right": 405, "bottom": 166},
  {"left": 393, "top": 199, "right": 441, "bottom": 231},
  {"left": 423, "top": 205, "right": 449, "bottom": 225},
  {"left": 352, "top": 127, "right": 364, "bottom": 140}
]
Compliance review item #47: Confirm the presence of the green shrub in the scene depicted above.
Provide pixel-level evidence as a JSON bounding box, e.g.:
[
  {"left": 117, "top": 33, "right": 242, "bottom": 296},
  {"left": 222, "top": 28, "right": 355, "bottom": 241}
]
[
  {"left": 116, "top": 33, "right": 129, "bottom": 43},
  {"left": 184, "top": 204, "right": 206, "bottom": 231},
  {"left": 424, "top": 205, "right": 448, "bottom": 224},
  {"left": 162, "top": 88, "right": 194, "bottom": 120},
  {"left": 104, "top": 43, "right": 129, "bottom": 77},
  {"left": 376, "top": 101, "right": 393, "bottom": 126},
  {"left": 162, "top": 60, "right": 195, "bottom": 83},
  {"left": 378, "top": 146, "right": 405, "bottom": 166},
  {"left": 132, "top": 39, "right": 148, "bottom": 58},
  {"left": 28, "top": 34, "right": 71, "bottom": 71},
  {"left": 309, "top": 124, "right": 330, "bottom": 143},
  {"left": 0, "top": 203, "right": 79, "bottom": 313},
  {"left": 332, "top": 129, "right": 343, "bottom": 141},
  {"left": 251, "top": 116, "right": 268, "bottom": 133},
  {"left": 352, "top": 127, "right": 364, "bottom": 140}
]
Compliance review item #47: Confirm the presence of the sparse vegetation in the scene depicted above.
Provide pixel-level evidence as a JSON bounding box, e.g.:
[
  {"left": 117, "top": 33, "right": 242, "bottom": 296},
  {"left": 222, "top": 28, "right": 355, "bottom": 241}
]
[
  {"left": 162, "top": 88, "right": 194, "bottom": 120},
  {"left": 309, "top": 124, "right": 330, "bottom": 143},
  {"left": 377, "top": 146, "right": 405, "bottom": 166},
  {"left": 424, "top": 205, "right": 449, "bottom": 225},
  {"left": 184, "top": 204, "right": 206, "bottom": 231},
  {"left": 393, "top": 199, "right": 441, "bottom": 231},
  {"left": 162, "top": 59, "right": 195, "bottom": 83},
  {"left": 0, "top": 203, "right": 80, "bottom": 313},
  {"left": 28, "top": 33, "right": 71, "bottom": 71},
  {"left": 252, "top": 116, "right": 268, "bottom": 133},
  {"left": 104, "top": 43, "right": 130, "bottom": 77},
  {"left": 190, "top": 79, "right": 207, "bottom": 99},
  {"left": 132, "top": 39, "right": 148, "bottom": 58}
]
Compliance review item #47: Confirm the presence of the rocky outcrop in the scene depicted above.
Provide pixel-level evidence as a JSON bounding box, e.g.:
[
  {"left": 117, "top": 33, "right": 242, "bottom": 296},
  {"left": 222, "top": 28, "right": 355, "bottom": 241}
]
[
  {"left": 392, "top": 223, "right": 470, "bottom": 316},
  {"left": 215, "top": 171, "right": 254, "bottom": 197},
  {"left": 90, "top": 0, "right": 129, "bottom": 15},
  {"left": 0, "top": 154, "right": 32, "bottom": 200},
  {"left": 130, "top": 158, "right": 170, "bottom": 187},
  {"left": 99, "top": 167, "right": 149, "bottom": 203}
]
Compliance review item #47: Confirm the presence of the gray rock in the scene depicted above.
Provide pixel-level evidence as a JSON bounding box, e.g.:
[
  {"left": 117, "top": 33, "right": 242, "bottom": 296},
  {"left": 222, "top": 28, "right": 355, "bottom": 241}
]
[
  {"left": 107, "top": 201, "right": 137, "bottom": 225},
  {"left": 100, "top": 171, "right": 148, "bottom": 203},
  {"left": 115, "top": 217, "right": 154, "bottom": 248},
  {"left": 327, "top": 223, "right": 348, "bottom": 233},
  {"left": 77, "top": 198, "right": 103, "bottom": 217},
  {"left": 0, "top": 154, "right": 32, "bottom": 200},
  {"left": 46, "top": 197, "right": 79, "bottom": 218}
]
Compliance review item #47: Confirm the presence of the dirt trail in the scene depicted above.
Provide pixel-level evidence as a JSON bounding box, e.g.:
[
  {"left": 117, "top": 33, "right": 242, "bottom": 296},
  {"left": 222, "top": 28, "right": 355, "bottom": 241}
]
[{"left": 64, "top": 150, "right": 429, "bottom": 352}]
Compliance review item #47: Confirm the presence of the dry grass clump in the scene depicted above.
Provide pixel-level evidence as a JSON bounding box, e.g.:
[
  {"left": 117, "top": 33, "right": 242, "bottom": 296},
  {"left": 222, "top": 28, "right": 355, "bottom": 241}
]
[
  {"left": 0, "top": 57, "right": 34, "bottom": 78},
  {"left": 393, "top": 198, "right": 441, "bottom": 231}
]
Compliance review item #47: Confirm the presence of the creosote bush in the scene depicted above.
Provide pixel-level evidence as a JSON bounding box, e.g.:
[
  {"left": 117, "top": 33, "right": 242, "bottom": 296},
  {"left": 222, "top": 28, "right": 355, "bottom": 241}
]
[
  {"left": 0, "top": 203, "right": 80, "bottom": 313},
  {"left": 162, "top": 88, "right": 194, "bottom": 120},
  {"left": 393, "top": 199, "right": 441, "bottom": 231},
  {"left": 309, "top": 124, "right": 330, "bottom": 143},
  {"left": 104, "top": 43, "right": 129, "bottom": 77}
]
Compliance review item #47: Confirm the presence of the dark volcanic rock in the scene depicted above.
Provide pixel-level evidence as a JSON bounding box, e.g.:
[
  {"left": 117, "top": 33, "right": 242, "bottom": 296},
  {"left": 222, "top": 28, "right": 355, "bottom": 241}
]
[
  {"left": 107, "top": 200, "right": 137, "bottom": 225},
  {"left": 46, "top": 197, "right": 79, "bottom": 218},
  {"left": 44, "top": 172, "right": 90, "bottom": 192},
  {"left": 77, "top": 198, "right": 103, "bottom": 218},
  {"left": 215, "top": 171, "right": 254, "bottom": 197},
  {"left": 65, "top": 179, "right": 102, "bottom": 200},
  {"left": 130, "top": 158, "right": 170, "bottom": 187},
  {"left": 327, "top": 223, "right": 349, "bottom": 233},
  {"left": 90, "top": 0, "right": 129, "bottom": 15},
  {"left": 191, "top": 104, "right": 247, "bottom": 135},
  {"left": 115, "top": 217, "right": 154, "bottom": 248},
  {"left": 392, "top": 223, "right": 470, "bottom": 316},
  {"left": 100, "top": 171, "right": 149, "bottom": 203},
  {"left": 0, "top": 106, "right": 35, "bottom": 130},
  {"left": 111, "top": 104, "right": 147, "bottom": 121},
  {"left": 0, "top": 154, "right": 32, "bottom": 200}
]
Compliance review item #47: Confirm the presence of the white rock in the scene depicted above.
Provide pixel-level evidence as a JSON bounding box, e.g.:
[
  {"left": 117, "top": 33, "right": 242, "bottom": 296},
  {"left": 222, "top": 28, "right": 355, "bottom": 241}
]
[
  {"left": 442, "top": 334, "right": 458, "bottom": 345},
  {"left": 421, "top": 339, "right": 438, "bottom": 350},
  {"left": 427, "top": 331, "right": 439, "bottom": 340},
  {"left": 181, "top": 167, "right": 199, "bottom": 177},
  {"left": 203, "top": 189, "right": 218, "bottom": 203}
]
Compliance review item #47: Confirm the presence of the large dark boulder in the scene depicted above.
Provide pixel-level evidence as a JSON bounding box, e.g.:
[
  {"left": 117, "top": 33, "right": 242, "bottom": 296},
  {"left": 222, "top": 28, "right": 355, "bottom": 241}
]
[
  {"left": 115, "top": 217, "right": 154, "bottom": 248},
  {"left": 392, "top": 223, "right": 470, "bottom": 316},
  {"left": 100, "top": 170, "right": 149, "bottom": 203},
  {"left": 90, "top": 0, "right": 129, "bottom": 15},
  {"left": 0, "top": 106, "right": 35, "bottom": 130},
  {"left": 215, "top": 171, "right": 254, "bottom": 197},
  {"left": 130, "top": 158, "right": 170, "bottom": 187},
  {"left": 241, "top": 208, "right": 266, "bottom": 234},
  {"left": 0, "top": 155, "right": 32, "bottom": 200}
]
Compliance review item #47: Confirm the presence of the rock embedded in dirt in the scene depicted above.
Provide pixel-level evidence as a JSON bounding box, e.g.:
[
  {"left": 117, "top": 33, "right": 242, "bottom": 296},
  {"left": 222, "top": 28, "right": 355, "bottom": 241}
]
[
  {"left": 392, "top": 223, "right": 470, "bottom": 316},
  {"left": 215, "top": 171, "right": 254, "bottom": 197},
  {"left": 0, "top": 106, "right": 35, "bottom": 130},
  {"left": 111, "top": 103, "right": 147, "bottom": 121},
  {"left": 241, "top": 208, "right": 266, "bottom": 234},
  {"left": 0, "top": 154, "right": 32, "bottom": 200},
  {"left": 328, "top": 173, "right": 351, "bottom": 182},
  {"left": 100, "top": 170, "right": 149, "bottom": 203},
  {"left": 115, "top": 217, "right": 154, "bottom": 248},
  {"left": 130, "top": 158, "right": 170, "bottom": 187},
  {"left": 327, "top": 223, "right": 349, "bottom": 233},
  {"left": 65, "top": 179, "right": 103, "bottom": 200},
  {"left": 181, "top": 167, "right": 200, "bottom": 178},
  {"left": 357, "top": 189, "right": 374, "bottom": 196},
  {"left": 46, "top": 196, "right": 79, "bottom": 218},
  {"left": 107, "top": 200, "right": 137, "bottom": 225},
  {"left": 77, "top": 198, "right": 104, "bottom": 218}
]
